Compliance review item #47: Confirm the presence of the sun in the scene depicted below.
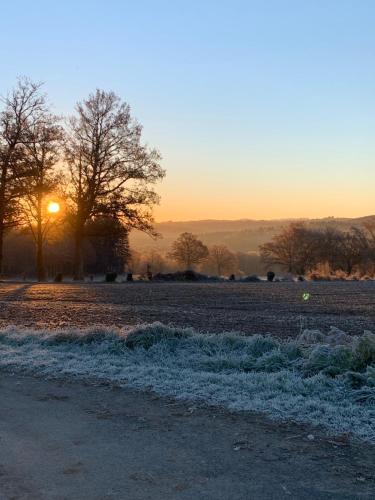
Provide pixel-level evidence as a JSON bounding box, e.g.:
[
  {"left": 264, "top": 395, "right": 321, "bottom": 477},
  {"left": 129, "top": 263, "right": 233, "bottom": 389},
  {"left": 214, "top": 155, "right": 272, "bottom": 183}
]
[{"left": 47, "top": 201, "right": 60, "bottom": 214}]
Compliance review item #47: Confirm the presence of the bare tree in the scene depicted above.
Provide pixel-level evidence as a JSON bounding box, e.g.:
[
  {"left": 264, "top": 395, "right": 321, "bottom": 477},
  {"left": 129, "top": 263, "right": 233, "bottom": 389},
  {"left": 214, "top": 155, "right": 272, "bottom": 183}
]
[
  {"left": 207, "top": 244, "right": 235, "bottom": 276},
  {"left": 337, "top": 229, "right": 365, "bottom": 275},
  {"left": 142, "top": 249, "right": 167, "bottom": 275},
  {"left": 20, "top": 114, "right": 63, "bottom": 281},
  {"left": 260, "top": 223, "right": 374, "bottom": 277},
  {"left": 168, "top": 232, "right": 208, "bottom": 269},
  {"left": 0, "top": 78, "right": 46, "bottom": 274},
  {"left": 260, "top": 223, "right": 319, "bottom": 275},
  {"left": 362, "top": 220, "right": 375, "bottom": 242},
  {"left": 316, "top": 227, "right": 345, "bottom": 271},
  {"left": 65, "top": 90, "right": 165, "bottom": 280},
  {"left": 361, "top": 221, "right": 375, "bottom": 271}
]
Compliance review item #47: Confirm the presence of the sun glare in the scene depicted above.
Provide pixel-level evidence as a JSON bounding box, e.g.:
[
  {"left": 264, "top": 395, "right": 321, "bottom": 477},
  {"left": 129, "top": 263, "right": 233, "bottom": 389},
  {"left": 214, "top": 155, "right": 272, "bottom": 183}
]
[{"left": 47, "top": 201, "right": 60, "bottom": 214}]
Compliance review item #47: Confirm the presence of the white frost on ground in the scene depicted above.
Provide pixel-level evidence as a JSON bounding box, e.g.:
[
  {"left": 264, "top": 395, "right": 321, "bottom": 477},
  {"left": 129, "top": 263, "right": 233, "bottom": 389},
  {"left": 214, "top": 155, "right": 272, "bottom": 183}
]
[{"left": 0, "top": 323, "right": 374, "bottom": 442}]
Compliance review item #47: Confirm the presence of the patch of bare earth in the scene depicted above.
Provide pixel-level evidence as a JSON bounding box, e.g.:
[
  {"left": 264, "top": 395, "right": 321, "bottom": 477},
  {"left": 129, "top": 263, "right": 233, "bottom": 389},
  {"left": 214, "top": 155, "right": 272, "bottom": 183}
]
[{"left": 0, "top": 281, "right": 375, "bottom": 336}]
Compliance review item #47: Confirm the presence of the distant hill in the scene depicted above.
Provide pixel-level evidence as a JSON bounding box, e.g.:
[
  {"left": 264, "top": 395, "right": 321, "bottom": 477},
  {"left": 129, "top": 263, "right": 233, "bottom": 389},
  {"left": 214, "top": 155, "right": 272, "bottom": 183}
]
[{"left": 129, "top": 216, "right": 375, "bottom": 254}]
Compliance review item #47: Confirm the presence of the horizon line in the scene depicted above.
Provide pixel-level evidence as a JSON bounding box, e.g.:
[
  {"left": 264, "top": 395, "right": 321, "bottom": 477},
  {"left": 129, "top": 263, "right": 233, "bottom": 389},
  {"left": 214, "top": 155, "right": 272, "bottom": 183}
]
[{"left": 154, "top": 214, "right": 375, "bottom": 225}]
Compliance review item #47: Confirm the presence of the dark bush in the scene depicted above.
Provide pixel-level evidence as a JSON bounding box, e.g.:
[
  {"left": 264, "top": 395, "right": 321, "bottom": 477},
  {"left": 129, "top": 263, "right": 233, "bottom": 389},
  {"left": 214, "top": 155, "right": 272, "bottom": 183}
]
[
  {"left": 153, "top": 270, "right": 218, "bottom": 282},
  {"left": 183, "top": 269, "right": 199, "bottom": 281},
  {"left": 105, "top": 272, "right": 117, "bottom": 282},
  {"left": 242, "top": 274, "right": 261, "bottom": 282},
  {"left": 54, "top": 273, "right": 63, "bottom": 282},
  {"left": 153, "top": 272, "right": 175, "bottom": 281},
  {"left": 267, "top": 271, "right": 275, "bottom": 282},
  {"left": 126, "top": 272, "right": 133, "bottom": 281}
]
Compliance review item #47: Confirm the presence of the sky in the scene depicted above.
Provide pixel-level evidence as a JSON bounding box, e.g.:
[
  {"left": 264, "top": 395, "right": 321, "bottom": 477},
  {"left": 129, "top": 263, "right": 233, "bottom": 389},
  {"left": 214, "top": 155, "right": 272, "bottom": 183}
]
[{"left": 1, "top": 0, "right": 375, "bottom": 221}]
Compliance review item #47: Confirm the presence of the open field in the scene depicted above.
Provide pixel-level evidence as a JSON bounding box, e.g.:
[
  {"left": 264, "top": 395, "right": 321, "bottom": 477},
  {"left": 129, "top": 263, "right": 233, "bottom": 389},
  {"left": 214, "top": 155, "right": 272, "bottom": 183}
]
[{"left": 1, "top": 281, "right": 375, "bottom": 336}]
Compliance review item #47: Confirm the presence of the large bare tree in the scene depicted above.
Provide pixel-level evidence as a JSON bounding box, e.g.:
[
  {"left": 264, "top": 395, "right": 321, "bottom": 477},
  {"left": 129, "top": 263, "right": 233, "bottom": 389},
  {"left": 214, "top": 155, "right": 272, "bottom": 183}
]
[
  {"left": 20, "top": 114, "right": 63, "bottom": 281},
  {"left": 66, "top": 90, "right": 165, "bottom": 280},
  {"left": 0, "top": 78, "right": 46, "bottom": 274}
]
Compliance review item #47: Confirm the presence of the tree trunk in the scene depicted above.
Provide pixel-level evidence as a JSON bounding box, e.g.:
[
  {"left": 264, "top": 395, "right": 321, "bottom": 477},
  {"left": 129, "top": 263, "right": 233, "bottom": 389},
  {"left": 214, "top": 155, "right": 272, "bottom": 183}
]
[
  {"left": 73, "top": 221, "right": 85, "bottom": 281},
  {"left": 0, "top": 223, "right": 4, "bottom": 278},
  {"left": 36, "top": 194, "right": 46, "bottom": 281},
  {"left": 0, "top": 164, "right": 7, "bottom": 279}
]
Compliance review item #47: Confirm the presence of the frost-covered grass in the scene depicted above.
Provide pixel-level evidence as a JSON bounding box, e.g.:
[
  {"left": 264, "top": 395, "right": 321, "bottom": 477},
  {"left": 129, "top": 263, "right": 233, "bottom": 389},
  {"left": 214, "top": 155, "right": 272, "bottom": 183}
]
[{"left": 0, "top": 323, "right": 375, "bottom": 442}]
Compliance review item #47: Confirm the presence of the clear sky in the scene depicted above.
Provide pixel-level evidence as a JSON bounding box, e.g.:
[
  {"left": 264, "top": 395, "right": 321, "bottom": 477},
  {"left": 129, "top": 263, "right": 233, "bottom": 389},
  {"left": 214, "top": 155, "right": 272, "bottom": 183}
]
[{"left": 1, "top": 0, "right": 374, "bottom": 221}]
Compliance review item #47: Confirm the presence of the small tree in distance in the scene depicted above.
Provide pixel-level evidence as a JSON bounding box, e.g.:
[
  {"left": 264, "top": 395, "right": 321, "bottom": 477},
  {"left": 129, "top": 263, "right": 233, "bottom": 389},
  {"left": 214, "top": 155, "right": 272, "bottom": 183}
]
[
  {"left": 168, "top": 232, "right": 208, "bottom": 270},
  {"left": 207, "top": 244, "right": 235, "bottom": 276},
  {"left": 259, "top": 223, "right": 319, "bottom": 275}
]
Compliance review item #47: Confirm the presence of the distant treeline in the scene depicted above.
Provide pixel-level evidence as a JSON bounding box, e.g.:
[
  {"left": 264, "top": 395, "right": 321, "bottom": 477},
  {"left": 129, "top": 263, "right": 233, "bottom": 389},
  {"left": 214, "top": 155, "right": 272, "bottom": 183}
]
[
  {"left": 6, "top": 220, "right": 375, "bottom": 280},
  {"left": 4, "top": 217, "right": 130, "bottom": 278},
  {"left": 260, "top": 222, "right": 375, "bottom": 278},
  {"left": 4, "top": 227, "right": 264, "bottom": 278}
]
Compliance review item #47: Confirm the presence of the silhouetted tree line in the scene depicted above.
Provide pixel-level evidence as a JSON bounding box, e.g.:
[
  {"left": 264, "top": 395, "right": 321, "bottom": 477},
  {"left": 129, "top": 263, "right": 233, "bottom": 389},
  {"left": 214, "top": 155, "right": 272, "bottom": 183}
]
[
  {"left": 3, "top": 216, "right": 130, "bottom": 277},
  {"left": 127, "top": 232, "right": 264, "bottom": 279},
  {"left": 260, "top": 222, "right": 375, "bottom": 277},
  {"left": 0, "top": 78, "right": 164, "bottom": 280}
]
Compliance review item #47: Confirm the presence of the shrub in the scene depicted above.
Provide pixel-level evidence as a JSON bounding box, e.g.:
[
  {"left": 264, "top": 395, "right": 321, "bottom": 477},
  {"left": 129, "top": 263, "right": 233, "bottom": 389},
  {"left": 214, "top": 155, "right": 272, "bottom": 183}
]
[
  {"left": 266, "top": 271, "right": 275, "bottom": 282},
  {"left": 183, "top": 269, "right": 199, "bottom": 281},
  {"left": 297, "top": 329, "right": 326, "bottom": 345},
  {"left": 283, "top": 342, "right": 304, "bottom": 361},
  {"left": 352, "top": 332, "right": 375, "bottom": 370},
  {"left": 254, "top": 349, "right": 290, "bottom": 372},
  {"left": 346, "top": 366, "right": 375, "bottom": 389},
  {"left": 54, "top": 273, "right": 63, "bottom": 282},
  {"left": 246, "top": 335, "right": 279, "bottom": 357},
  {"left": 105, "top": 272, "right": 117, "bottom": 282},
  {"left": 125, "top": 323, "right": 193, "bottom": 349},
  {"left": 241, "top": 274, "right": 261, "bottom": 282},
  {"left": 303, "top": 345, "right": 353, "bottom": 377},
  {"left": 325, "top": 327, "right": 351, "bottom": 346},
  {"left": 153, "top": 270, "right": 217, "bottom": 282}
]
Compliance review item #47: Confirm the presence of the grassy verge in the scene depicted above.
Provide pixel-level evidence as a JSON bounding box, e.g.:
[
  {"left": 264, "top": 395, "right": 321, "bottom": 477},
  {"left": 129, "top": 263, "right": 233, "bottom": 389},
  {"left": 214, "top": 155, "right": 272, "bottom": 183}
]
[{"left": 0, "top": 323, "right": 374, "bottom": 442}]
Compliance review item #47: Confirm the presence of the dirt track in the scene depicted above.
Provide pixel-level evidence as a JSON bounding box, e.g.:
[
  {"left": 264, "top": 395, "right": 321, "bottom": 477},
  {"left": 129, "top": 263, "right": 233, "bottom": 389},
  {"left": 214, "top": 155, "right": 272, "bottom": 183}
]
[
  {"left": 0, "top": 281, "right": 375, "bottom": 336},
  {"left": 1, "top": 374, "right": 374, "bottom": 500}
]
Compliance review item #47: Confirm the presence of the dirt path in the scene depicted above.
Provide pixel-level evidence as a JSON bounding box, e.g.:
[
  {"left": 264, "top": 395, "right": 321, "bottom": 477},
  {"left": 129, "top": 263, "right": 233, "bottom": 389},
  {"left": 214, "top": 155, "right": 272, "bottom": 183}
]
[{"left": 0, "top": 374, "right": 374, "bottom": 500}]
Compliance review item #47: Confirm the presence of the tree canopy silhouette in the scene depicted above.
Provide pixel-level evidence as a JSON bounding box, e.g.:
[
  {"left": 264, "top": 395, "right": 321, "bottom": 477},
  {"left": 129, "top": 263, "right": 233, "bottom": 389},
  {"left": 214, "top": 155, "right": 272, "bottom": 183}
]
[
  {"left": 168, "top": 232, "right": 209, "bottom": 269},
  {"left": 0, "top": 78, "right": 47, "bottom": 275},
  {"left": 65, "top": 89, "right": 165, "bottom": 280}
]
